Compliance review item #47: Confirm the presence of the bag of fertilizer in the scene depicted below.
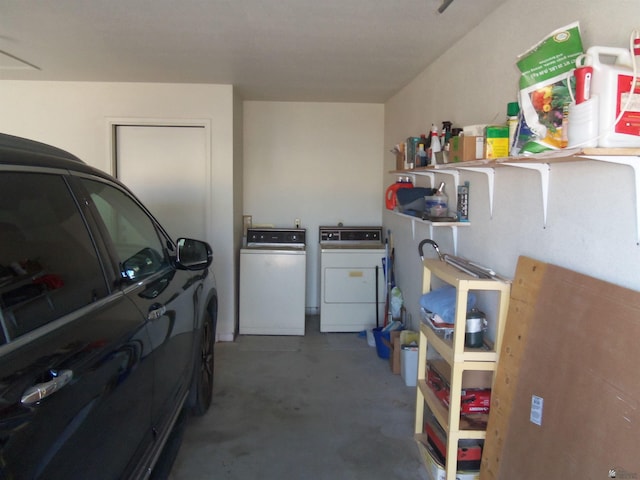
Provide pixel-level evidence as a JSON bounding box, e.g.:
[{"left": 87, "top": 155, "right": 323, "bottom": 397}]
[{"left": 516, "top": 22, "right": 584, "bottom": 153}]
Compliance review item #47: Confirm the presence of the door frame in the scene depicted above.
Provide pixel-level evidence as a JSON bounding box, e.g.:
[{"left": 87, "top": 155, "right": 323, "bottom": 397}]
[
  {"left": 105, "top": 117, "right": 213, "bottom": 244},
  {"left": 106, "top": 117, "right": 212, "bottom": 176}
]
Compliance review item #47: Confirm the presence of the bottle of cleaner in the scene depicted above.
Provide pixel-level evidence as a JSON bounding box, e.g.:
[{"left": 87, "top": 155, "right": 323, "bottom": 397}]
[
  {"left": 428, "top": 124, "right": 441, "bottom": 165},
  {"left": 441, "top": 121, "right": 452, "bottom": 162},
  {"left": 415, "top": 144, "right": 428, "bottom": 167},
  {"left": 507, "top": 102, "right": 520, "bottom": 156},
  {"left": 415, "top": 134, "right": 428, "bottom": 167}
]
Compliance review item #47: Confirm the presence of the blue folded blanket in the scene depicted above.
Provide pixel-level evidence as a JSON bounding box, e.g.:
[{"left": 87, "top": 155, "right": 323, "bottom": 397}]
[
  {"left": 396, "top": 187, "right": 436, "bottom": 205},
  {"left": 419, "top": 285, "right": 476, "bottom": 324}
]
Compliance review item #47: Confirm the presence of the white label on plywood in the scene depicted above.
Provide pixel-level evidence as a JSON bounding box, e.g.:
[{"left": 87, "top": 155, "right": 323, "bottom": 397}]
[{"left": 530, "top": 395, "right": 544, "bottom": 426}]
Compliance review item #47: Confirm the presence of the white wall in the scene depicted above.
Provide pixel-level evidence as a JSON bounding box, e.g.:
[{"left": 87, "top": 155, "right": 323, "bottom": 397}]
[
  {"left": 243, "top": 101, "right": 385, "bottom": 311},
  {"left": 0, "top": 81, "right": 240, "bottom": 341},
  {"left": 384, "top": 0, "right": 640, "bottom": 333},
  {"left": 3, "top": 1, "right": 638, "bottom": 340}
]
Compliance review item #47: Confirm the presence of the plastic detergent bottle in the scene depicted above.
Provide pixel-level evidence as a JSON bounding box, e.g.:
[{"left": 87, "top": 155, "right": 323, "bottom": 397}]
[
  {"left": 385, "top": 178, "right": 413, "bottom": 210},
  {"left": 583, "top": 46, "right": 640, "bottom": 147}
]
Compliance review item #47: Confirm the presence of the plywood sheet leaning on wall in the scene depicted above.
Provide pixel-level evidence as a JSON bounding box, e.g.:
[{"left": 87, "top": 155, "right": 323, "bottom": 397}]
[
  {"left": 481, "top": 256, "right": 547, "bottom": 479},
  {"left": 481, "top": 256, "right": 640, "bottom": 480}
]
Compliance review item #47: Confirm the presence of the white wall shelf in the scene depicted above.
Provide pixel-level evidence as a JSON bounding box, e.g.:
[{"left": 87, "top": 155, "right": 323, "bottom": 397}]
[
  {"left": 390, "top": 148, "right": 640, "bottom": 242},
  {"left": 389, "top": 210, "right": 470, "bottom": 254}
]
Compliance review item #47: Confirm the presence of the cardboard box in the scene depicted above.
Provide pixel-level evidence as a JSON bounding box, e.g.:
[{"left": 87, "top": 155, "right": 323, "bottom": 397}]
[
  {"left": 425, "top": 417, "right": 483, "bottom": 471},
  {"left": 449, "top": 135, "right": 484, "bottom": 162},
  {"left": 388, "top": 330, "right": 402, "bottom": 374},
  {"left": 462, "top": 124, "right": 488, "bottom": 136},
  {"left": 416, "top": 437, "right": 480, "bottom": 480},
  {"left": 429, "top": 359, "right": 493, "bottom": 389},
  {"left": 427, "top": 362, "right": 492, "bottom": 414}
]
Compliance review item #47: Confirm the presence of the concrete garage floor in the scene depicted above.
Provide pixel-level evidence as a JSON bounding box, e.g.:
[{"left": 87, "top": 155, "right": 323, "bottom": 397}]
[{"left": 169, "top": 316, "right": 429, "bottom": 480}]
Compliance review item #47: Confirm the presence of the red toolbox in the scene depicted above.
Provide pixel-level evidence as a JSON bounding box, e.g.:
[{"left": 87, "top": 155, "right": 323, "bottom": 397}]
[
  {"left": 425, "top": 416, "right": 483, "bottom": 471},
  {"left": 427, "top": 365, "right": 491, "bottom": 414}
]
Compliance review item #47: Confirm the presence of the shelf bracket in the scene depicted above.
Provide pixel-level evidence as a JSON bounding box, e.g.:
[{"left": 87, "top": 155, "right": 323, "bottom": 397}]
[
  {"left": 419, "top": 171, "right": 436, "bottom": 187},
  {"left": 582, "top": 155, "right": 640, "bottom": 245},
  {"left": 502, "top": 162, "right": 550, "bottom": 228},
  {"left": 435, "top": 169, "right": 460, "bottom": 194},
  {"left": 427, "top": 224, "right": 458, "bottom": 255},
  {"left": 456, "top": 166, "right": 496, "bottom": 218},
  {"left": 451, "top": 226, "right": 458, "bottom": 255}
]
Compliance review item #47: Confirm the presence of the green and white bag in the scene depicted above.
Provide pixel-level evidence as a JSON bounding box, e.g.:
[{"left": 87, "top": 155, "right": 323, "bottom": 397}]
[{"left": 517, "top": 22, "right": 584, "bottom": 153}]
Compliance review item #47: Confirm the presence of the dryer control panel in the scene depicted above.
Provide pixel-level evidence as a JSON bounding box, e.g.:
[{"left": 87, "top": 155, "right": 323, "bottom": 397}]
[
  {"left": 247, "top": 228, "right": 306, "bottom": 248},
  {"left": 319, "top": 226, "right": 383, "bottom": 246}
]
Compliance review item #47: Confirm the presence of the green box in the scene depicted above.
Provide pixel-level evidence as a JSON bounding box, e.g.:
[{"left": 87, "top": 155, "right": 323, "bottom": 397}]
[{"left": 485, "top": 125, "right": 509, "bottom": 159}]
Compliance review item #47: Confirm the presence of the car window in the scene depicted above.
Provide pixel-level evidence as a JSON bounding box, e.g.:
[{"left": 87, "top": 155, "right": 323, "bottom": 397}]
[
  {"left": 80, "top": 179, "right": 170, "bottom": 282},
  {"left": 0, "top": 172, "right": 108, "bottom": 345}
]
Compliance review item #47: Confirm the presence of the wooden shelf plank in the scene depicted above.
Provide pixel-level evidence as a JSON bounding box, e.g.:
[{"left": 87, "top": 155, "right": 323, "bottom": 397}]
[
  {"left": 417, "top": 380, "right": 489, "bottom": 438},
  {"left": 389, "top": 147, "right": 640, "bottom": 175},
  {"left": 421, "top": 322, "right": 498, "bottom": 364}
]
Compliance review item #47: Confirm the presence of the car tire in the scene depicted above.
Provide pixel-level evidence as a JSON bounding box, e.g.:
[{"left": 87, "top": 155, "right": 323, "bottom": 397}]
[{"left": 190, "top": 310, "right": 215, "bottom": 416}]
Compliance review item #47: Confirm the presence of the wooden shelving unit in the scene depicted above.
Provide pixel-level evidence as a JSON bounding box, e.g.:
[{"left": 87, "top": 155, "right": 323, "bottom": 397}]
[{"left": 414, "top": 258, "right": 511, "bottom": 480}]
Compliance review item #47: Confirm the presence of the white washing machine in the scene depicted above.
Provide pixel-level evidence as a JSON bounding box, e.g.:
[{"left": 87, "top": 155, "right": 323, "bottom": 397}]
[
  {"left": 319, "top": 226, "right": 386, "bottom": 332},
  {"left": 239, "top": 228, "right": 306, "bottom": 335}
]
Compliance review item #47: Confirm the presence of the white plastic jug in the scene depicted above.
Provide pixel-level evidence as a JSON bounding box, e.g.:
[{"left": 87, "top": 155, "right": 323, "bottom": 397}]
[{"left": 581, "top": 46, "right": 640, "bottom": 147}]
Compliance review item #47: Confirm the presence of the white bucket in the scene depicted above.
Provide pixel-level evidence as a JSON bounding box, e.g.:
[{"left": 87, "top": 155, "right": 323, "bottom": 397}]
[{"left": 401, "top": 346, "right": 418, "bottom": 387}]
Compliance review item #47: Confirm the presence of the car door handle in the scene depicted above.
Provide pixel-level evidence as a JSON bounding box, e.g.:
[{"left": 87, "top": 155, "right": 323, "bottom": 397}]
[
  {"left": 21, "top": 369, "right": 73, "bottom": 405},
  {"left": 147, "top": 303, "right": 167, "bottom": 321}
]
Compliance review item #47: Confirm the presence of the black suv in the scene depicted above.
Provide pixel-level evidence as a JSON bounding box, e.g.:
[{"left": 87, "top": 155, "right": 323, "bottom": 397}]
[{"left": 0, "top": 133, "right": 218, "bottom": 479}]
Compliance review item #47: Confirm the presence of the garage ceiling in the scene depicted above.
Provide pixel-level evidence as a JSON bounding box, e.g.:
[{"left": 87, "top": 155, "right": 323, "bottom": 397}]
[{"left": 1, "top": 0, "right": 506, "bottom": 102}]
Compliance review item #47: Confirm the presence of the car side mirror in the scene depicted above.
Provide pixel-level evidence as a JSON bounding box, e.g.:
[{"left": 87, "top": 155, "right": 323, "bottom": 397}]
[
  {"left": 175, "top": 238, "right": 212, "bottom": 270},
  {"left": 122, "top": 247, "right": 165, "bottom": 281}
]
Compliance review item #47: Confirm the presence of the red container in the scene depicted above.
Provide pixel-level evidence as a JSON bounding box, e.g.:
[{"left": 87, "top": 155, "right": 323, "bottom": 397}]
[{"left": 385, "top": 182, "right": 413, "bottom": 210}]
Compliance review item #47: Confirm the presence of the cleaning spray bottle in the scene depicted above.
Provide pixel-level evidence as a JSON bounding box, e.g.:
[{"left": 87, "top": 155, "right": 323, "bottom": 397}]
[
  {"left": 441, "top": 121, "right": 452, "bottom": 162},
  {"left": 428, "top": 124, "right": 441, "bottom": 165}
]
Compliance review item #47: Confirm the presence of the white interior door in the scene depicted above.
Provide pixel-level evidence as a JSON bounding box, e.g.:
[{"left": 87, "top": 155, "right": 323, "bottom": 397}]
[{"left": 115, "top": 125, "right": 208, "bottom": 241}]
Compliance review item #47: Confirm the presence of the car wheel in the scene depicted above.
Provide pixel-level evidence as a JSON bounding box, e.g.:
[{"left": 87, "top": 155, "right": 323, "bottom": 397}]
[{"left": 191, "top": 312, "right": 214, "bottom": 416}]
